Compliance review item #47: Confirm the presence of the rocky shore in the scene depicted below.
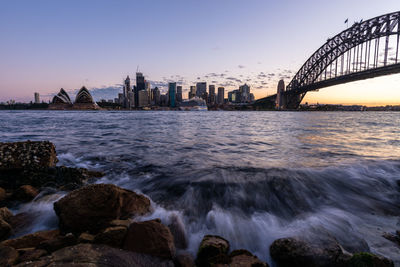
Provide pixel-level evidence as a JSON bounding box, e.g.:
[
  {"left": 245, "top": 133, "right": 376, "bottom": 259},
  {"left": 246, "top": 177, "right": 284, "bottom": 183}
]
[{"left": 0, "top": 141, "right": 396, "bottom": 266}]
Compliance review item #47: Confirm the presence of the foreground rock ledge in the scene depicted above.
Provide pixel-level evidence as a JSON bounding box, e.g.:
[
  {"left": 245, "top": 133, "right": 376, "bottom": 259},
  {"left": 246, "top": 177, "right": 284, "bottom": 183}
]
[
  {"left": 54, "top": 183, "right": 152, "bottom": 234},
  {"left": 0, "top": 141, "right": 57, "bottom": 170},
  {"left": 14, "top": 243, "right": 174, "bottom": 267}
]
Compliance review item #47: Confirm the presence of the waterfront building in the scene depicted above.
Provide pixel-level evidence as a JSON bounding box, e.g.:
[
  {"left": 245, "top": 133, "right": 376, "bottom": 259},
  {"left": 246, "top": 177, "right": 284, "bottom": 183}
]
[
  {"left": 189, "top": 86, "right": 196, "bottom": 99},
  {"left": 123, "top": 76, "right": 131, "bottom": 108},
  {"left": 135, "top": 72, "right": 145, "bottom": 107},
  {"left": 217, "top": 87, "right": 225, "bottom": 104},
  {"left": 51, "top": 88, "right": 72, "bottom": 105},
  {"left": 138, "top": 90, "right": 149, "bottom": 107},
  {"left": 168, "top": 82, "right": 177, "bottom": 108},
  {"left": 160, "top": 94, "right": 168, "bottom": 106},
  {"left": 228, "top": 89, "right": 240, "bottom": 103},
  {"left": 152, "top": 87, "right": 161, "bottom": 105},
  {"left": 239, "top": 84, "right": 250, "bottom": 102},
  {"left": 128, "top": 91, "right": 135, "bottom": 108},
  {"left": 196, "top": 82, "right": 207, "bottom": 97},
  {"left": 276, "top": 79, "right": 285, "bottom": 109},
  {"left": 72, "top": 87, "right": 100, "bottom": 110},
  {"left": 208, "top": 85, "right": 216, "bottom": 104},
  {"left": 118, "top": 93, "right": 124, "bottom": 105},
  {"left": 176, "top": 86, "right": 183, "bottom": 103},
  {"left": 34, "top": 92, "right": 40, "bottom": 104}
]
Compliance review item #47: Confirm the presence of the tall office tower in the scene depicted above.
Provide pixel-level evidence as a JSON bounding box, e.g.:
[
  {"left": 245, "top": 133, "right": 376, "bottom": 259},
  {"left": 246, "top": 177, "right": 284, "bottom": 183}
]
[
  {"left": 196, "top": 82, "right": 207, "bottom": 97},
  {"left": 189, "top": 86, "right": 196, "bottom": 99},
  {"left": 176, "top": 86, "right": 183, "bottom": 103},
  {"left": 118, "top": 93, "right": 124, "bottom": 105},
  {"left": 217, "top": 87, "right": 225, "bottom": 104},
  {"left": 128, "top": 91, "right": 135, "bottom": 109},
  {"left": 34, "top": 92, "right": 40, "bottom": 104},
  {"left": 208, "top": 85, "right": 216, "bottom": 104},
  {"left": 152, "top": 87, "right": 161, "bottom": 105},
  {"left": 123, "top": 76, "right": 131, "bottom": 108},
  {"left": 239, "top": 83, "right": 250, "bottom": 102},
  {"left": 145, "top": 81, "right": 151, "bottom": 105},
  {"left": 135, "top": 72, "right": 145, "bottom": 107},
  {"left": 168, "top": 82, "right": 177, "bottom": 108},
  {"left": 138, "top": 90, "right": 149, "bottom": 107},
  {"left": 276, "top": 79, "right": 285, "bottom": 109}
]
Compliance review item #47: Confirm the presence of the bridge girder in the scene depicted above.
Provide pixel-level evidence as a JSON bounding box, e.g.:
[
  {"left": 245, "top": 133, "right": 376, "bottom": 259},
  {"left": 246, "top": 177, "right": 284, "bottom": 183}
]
[{"left": 284, "top": 11, "right": 400, "bottom": 109}]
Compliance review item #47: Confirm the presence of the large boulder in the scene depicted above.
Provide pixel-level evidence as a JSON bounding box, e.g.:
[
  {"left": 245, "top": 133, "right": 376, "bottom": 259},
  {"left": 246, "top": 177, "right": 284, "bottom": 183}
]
[
  {"left": 0, "top": 141, "right": 57, "bottom": 170},
  {"left": 54, "top": 184, "right": 151, "bottom": 234},
  {"left": 346, "top": 252, "right": 394, "bottom": 267},
  {"left": 13, "top": 185, "right": 39, "bottom": 202},
  {"left": 0, "top": 166, "right": 103, "bottom": 190},
  {"left": 123, "top": 219, "right": 176, "bottom": 259},
  {"left": 93, "top": 226, "right": 127, "bottom": 248},
  {"left": 270, "top": 237, "right": 347, "bottom": 267},
  {"left": 0, "top": 207, "right": 13, "bottom": 223},
  {"left": 1, "top": 229, "right": 59, "bottom": 249},
  {"left": 0, "top": 219, "right": 12, "bottom": 241},
  {"left": 15, "top": 243, "right": 175, "bottom": 267},
  {"left": 0, "top": 245, "right": 19, "bottom": 266},
  {"left": 229, "top": 249, "right": 268, "bottom": 267},
  {"left": 196, "top": 235, "right": 230, "bottom": 266}
]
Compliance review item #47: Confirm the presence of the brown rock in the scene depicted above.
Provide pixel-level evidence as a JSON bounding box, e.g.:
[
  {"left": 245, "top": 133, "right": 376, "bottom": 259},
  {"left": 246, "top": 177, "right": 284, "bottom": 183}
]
[
  {"left": 17, "top": 248, "right": 47, "bottom": 263},
  {"left": 0, "top": 187, "right": 6, "bottom": 202},
  {"left": 270, "top": 237, "right": 344, "bottom": 267},
  {"left": 0, "top": 219, "right": 12, "bottom": 241},
  {"left": 78, "top": 232, "right": 95, "bottom": 243},
  {"left": 13, "top": 185, "right": 39, "bottom": 202},
  {"left": 16, "top": 243, "right": 175, "bottom": 267},
  {"left": 9, "top": 212, "right": 39, "bottom": 235},
  {"left": 346, "top": 252, "right": 394, "bottom": 267},
  {"left": 229, "top": 250, "right": 268, "bottom": 267},
  {"left": 175, "top": 252, "right": 196, "bottom": 267},
  {"left": 0, "top": 245, "right": 19, "bottom": 266},
  {"left": 0, "top": 141, "right": 57, "bottom": 170},
  {"left": 37, "top": 233, "right": 77, "bottom": 253},
  {"left": 109, "top": 219, "right": 132, "bottom": 228},
  {"left": 94, "top": 226, "right": 127, "bottom": 248},
  {"left": 0, "top": 207, "right": 13, "bottom": 223},
  {"left": 53, "top": 184, "right": 151, "bottom": 234},
  {"left": 123, "top": 219, "right": 176, "bottom": 259},
  {"left": 1, "top": 229, "right": 59, "bottom": 249},
  {"left": 196, "top": 235, "right": 230, "bottom": 266}
]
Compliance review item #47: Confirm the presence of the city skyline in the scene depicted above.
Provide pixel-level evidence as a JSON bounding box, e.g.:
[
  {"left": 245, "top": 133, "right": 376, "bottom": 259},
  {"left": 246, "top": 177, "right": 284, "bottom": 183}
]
[{"left": 1, "top": 0, "right": 400, "bottom": 105}]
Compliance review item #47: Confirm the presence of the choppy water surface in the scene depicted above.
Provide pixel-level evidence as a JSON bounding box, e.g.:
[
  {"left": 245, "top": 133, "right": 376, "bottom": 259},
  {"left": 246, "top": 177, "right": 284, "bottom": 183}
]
[{"left": 1, "top": 110, "right": 400, "bottom": 264}]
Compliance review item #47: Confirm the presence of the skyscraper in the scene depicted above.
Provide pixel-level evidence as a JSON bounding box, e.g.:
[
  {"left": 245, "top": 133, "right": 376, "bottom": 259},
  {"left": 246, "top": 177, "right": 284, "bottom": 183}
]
[
  {"left": 239, "top": 84, "right": 250, "bottom": 102},
  {"left": 189, "top": 86, "right": 196, "bottom": 99},
  {"left": 168, "top": 82, "right": 177, "bottom": 108},
  {"left": 217, "top": 87, "right": 225, "bottom": 104},
  {"left": 34, "top": 92, "right": 40, "bottom": 104},
  {"left": 208, "top": 85, "right": 215, "bottom": 104},
  {"left": 176, "top": 86, "right": 183, "bottom": 103},
  {"left": 135, "top": 72, "right": 145, "bottom": 108},
  {"left": 196, "top": 82, "right": 207, "bottom": 98},
  {"left": 123, "top": 76, "right": 131, "bottom": 108}
]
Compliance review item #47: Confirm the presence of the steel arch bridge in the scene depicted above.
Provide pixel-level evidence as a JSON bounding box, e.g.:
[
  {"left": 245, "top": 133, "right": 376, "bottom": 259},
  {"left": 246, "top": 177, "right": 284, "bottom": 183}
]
[{"left": 257, "top": 11, "right": 400, "bottom": 109}]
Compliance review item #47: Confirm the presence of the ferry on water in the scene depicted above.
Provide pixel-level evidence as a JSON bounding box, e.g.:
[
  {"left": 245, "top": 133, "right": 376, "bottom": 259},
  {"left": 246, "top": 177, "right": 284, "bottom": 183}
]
[{"left": 179, "top": 97, "right": 208, "bottom": 111}]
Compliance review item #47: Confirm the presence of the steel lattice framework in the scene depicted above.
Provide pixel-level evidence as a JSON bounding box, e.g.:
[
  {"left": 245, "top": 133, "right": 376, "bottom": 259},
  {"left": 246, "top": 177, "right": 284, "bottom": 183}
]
[{"left": 284, "top": 11, "right": 400, "bottom": 108}]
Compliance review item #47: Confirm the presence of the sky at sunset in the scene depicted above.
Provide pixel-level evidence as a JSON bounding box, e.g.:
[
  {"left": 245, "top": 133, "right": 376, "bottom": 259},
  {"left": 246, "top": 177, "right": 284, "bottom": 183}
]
[{"left": 0, "top": 0, "right": 399, "bottom": 105}]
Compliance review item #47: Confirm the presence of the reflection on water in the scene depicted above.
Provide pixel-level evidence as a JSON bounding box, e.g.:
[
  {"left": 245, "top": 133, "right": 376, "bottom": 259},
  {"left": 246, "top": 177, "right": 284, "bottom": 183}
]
[{"left": 1, "top": 110, "right": 400, "bottom": 264}]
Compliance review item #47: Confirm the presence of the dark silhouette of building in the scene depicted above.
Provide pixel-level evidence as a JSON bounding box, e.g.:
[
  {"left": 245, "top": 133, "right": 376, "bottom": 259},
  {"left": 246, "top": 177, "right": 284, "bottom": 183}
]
[
  {"left": 217, "top": 87, "right": 225, "bottom": 104},
  {"left": 135, "top": 72, "right": 145, "bottom": 107},
  {"left": 176, "top": 86, "right": 183, "bottom": 103}
]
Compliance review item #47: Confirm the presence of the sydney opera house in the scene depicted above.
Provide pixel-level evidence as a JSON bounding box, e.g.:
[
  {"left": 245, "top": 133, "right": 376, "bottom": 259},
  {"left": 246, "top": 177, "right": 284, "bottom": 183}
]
[{"left": 49, "top": 87, "right": 100, "bottom": 110}]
